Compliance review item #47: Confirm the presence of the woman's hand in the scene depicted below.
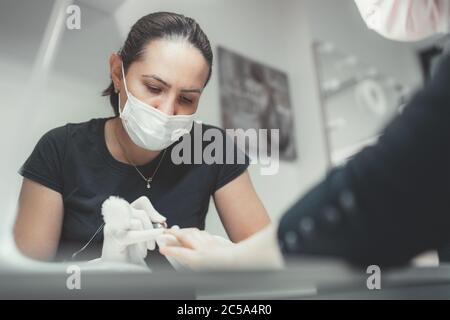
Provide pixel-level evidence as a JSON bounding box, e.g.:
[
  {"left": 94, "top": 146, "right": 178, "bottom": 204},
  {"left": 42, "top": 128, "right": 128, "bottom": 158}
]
[
  {"left": 99, "top": 196, "right": 166, "bottom": 268},
  {"left": 130, "top": 196, "right": 167, "bottom": 251},
  {"left": 158, "top": 228, "right": 237, "bottom": 271}
]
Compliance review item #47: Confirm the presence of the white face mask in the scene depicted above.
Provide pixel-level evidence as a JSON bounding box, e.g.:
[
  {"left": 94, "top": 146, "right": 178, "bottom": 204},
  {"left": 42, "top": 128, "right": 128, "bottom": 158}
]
[
  {"left": 119, "top": 63, "right": 196, "bottom": 151},
  {"left": 355, "top": 0, "right": 450, "bottom": 41}
]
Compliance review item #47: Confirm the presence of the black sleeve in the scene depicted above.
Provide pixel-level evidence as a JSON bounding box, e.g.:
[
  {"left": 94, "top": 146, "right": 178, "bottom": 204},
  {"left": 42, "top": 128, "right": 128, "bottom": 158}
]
[
  {"left": 18, "top": 126, "right": 67, "bottom": 194},
  {"left": 212, "top": 129, "right": 251, "bottom": 193},
  {"left": 278, "top": 54, "right": 450, "bottom": 268}
]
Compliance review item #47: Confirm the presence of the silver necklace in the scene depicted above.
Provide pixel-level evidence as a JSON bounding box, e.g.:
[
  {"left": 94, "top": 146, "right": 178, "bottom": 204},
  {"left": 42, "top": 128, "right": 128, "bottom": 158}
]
[
  {"left": 131, "top": 149, "right": 166, "bottom": 189},
  {"left": 114, "top": 122, "right": 167, "bottom": 189}
]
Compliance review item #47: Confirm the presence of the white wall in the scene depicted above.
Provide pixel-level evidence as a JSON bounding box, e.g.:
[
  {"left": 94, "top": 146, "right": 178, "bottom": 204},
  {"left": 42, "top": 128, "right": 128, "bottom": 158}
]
[{"left": 0, "top": 0, "right": 425, "bottom": 255}]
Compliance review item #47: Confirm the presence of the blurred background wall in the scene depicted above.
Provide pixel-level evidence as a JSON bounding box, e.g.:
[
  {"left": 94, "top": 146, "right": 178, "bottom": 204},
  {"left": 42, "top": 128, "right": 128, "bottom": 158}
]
[{"left": 0, "top": 0, "right": 434, "bottom": 261}]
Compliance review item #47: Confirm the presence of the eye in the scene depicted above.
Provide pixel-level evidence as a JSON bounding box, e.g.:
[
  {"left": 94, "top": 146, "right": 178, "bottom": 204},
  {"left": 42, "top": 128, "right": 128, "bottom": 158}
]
[
  {"left": 179, "top": 96, "right": 193, "bottom": 105},
  {"left": 146, "top": 86, "right": 162, "bottom": 94}
]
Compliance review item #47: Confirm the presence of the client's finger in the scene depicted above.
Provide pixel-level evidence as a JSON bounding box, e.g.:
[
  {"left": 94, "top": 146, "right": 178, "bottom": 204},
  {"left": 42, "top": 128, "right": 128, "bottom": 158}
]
[
  {"left": 159, "top": 246, "right": 198, "bottom": 269},
  {"left": 163, "top": 228, "right": 204, "bottom": 249}
]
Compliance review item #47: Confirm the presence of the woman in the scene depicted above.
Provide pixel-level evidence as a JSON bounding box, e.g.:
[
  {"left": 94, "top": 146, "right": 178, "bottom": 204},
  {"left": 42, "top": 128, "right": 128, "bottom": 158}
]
[{"left": 14, "top": 12, "right": 270, "bottom": 263}]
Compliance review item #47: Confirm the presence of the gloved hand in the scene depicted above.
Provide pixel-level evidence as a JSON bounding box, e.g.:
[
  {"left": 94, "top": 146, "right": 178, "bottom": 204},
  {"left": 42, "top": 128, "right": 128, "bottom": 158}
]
[
  {"left": 154, "top": 225, "right": 193, "bottom": 271},
  {"left": 159, "top": 225, "right": 284, "bottom": 271},
  {"left": 97, "top": 196, "right": 167, "bottom": 268},
  {"left": 158, "top": 227, "right": 237, "bottom": 271}
]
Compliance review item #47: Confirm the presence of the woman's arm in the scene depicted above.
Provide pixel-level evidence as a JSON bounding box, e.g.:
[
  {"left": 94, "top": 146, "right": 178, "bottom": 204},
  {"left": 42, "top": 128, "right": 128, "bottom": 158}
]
[
  {"left": 14, "top": 178, "right": 64, "bottom": 261},
  {"left": 213, "top": 170, "right": 271, "bottom": 242}
]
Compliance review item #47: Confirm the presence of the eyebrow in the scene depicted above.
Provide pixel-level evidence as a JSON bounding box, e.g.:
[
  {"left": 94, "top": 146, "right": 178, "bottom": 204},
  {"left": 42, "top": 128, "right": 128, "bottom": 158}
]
[{"left": 142, "top": 74, "right": 202, "bottom": 94}]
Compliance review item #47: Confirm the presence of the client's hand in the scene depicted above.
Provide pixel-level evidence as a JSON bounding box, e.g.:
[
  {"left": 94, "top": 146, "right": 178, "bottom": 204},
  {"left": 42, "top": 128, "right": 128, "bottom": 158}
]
[
  {"left": 158, "top": 228, "right": 236, "bottom": 271},
  {"left": 159, "top": 225, "right": 284, "bottom": 271}
]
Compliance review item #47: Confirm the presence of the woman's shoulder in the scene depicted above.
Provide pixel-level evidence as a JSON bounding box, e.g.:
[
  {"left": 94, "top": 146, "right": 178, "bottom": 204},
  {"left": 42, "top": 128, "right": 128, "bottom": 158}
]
[
  {"left": 44, "top": 117, "right": 109, "bottom": 134},
  {"left": 37, "top": 117, "right": 112, "bottom": 150},
  {"left": 45, "top": 117, "right": 111, "bottom": 140},
  {"left": 66, "top": 117, "right": 113, "bottom": 137}
]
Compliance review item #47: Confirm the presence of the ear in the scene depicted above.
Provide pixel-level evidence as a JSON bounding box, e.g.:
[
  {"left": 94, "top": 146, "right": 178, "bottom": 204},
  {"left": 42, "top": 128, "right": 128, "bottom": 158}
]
[{"left": 109, "top": 53, "right": 123, "bottom": 93}]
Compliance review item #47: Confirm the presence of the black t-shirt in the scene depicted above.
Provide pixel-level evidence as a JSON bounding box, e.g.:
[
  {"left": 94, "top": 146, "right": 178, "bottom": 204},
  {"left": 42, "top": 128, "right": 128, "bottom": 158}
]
[{"left": 19, "top": 117, "right": 249, "bottom": 264}]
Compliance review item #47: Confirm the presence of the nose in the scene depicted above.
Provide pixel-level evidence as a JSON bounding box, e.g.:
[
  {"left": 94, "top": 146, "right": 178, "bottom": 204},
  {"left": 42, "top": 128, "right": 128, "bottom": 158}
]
[{"left": 156, "top": 96, "right": 176, "bottom": 116}]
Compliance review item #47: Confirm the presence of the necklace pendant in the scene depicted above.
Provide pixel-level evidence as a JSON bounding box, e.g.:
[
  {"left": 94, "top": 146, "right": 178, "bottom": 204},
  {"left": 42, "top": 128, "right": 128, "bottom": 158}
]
[{"left": 146, "top": 182, "right": 151, "bottom": 189}]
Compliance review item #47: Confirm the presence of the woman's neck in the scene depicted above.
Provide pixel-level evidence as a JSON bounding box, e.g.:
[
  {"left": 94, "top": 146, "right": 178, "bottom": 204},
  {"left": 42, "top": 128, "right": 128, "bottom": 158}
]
[{"left": 108, "top": 117, "right": 161, "bottom": 166}]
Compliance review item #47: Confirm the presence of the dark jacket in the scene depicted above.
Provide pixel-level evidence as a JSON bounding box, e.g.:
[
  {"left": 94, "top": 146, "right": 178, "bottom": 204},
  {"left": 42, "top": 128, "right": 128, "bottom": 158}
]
[{"left": 278, "top": 53, "right": 450, "bottom": 268}]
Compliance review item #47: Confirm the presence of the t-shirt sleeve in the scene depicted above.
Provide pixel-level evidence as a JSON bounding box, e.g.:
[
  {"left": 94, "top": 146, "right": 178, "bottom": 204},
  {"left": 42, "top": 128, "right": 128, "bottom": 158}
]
[
  {"left": 18, "top": 126, "right": 67, "bottom": 194},
  {"left": 212, "top": 130, "right": 251, "bottom": 193}
]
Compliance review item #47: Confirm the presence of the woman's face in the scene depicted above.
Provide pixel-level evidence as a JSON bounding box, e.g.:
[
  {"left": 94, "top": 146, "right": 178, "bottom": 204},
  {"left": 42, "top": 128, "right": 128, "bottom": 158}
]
[{"left": 112, "top": 38, "right": 210, "bottom": 116}]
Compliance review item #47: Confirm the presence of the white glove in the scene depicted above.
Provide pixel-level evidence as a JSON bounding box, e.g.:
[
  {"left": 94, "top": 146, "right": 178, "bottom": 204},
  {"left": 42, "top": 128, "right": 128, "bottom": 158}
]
[
  {"left": 159, "top": 225, "right": 284, "bottom": 271},
  {"left": 98, "top": 196, "right": 166, "bottom": 268},
  {"left": 157, "top": 227, "right": 236, "bottom": 271},
  {"left": 155, "top": 225, "right": 190, "bottom": 271}
]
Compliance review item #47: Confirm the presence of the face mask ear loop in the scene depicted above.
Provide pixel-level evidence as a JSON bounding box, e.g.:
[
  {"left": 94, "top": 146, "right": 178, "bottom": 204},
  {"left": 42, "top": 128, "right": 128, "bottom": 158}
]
[
  {"left": 121, "top": 63, "right": 131, "bottom": 97},
  {"left": 119, "top": 62, "right": 130, "bottom": 117}
]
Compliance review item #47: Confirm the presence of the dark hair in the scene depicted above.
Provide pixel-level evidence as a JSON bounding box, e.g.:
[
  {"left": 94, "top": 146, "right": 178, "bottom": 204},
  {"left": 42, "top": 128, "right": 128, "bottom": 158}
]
[{"left": 102, "top": 12, "right": 213, "bottom": 116}]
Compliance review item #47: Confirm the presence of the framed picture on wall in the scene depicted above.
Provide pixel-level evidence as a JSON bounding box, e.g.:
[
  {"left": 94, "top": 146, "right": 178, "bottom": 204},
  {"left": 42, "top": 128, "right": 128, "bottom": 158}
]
[{"left": 217, "top": 46, "right": 298, "bottom": 161}]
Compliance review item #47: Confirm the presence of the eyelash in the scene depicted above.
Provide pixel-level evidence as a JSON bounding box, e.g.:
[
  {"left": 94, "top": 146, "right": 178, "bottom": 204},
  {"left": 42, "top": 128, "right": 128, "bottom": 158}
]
[
  {"left": 147, "top": 86, "right": 162, "bottom": 94},
  {"left": 146, "top": 85, "right": 193, "bottom": 105},
  {"left": 179, "top": 96, "right": 193, "bottom": 105}
]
